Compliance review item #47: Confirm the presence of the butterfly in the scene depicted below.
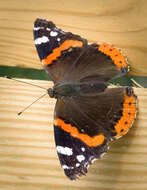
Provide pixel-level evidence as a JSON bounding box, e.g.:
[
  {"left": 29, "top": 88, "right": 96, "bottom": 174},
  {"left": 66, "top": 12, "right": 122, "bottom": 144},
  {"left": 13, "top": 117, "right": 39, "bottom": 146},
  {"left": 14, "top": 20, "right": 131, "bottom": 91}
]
[{"left": 33, "top": 18, "right": 137, "bottom": 180}]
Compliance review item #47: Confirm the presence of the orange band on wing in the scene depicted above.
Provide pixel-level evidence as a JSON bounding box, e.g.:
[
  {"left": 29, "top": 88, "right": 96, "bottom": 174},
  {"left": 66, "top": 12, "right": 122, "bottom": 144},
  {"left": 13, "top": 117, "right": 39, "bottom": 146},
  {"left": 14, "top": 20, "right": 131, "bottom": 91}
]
[
  {"left": 98, "top": 43, "right": 128, "bottom": 69},
  {"left": 42, "top": 40, "right": 83, "bottom": 66},
  {"left": 54, "top": 118, "right": 105, "bottom": 147},
  {"left": 114, "top": 89, "right": 137, "bottom": 139}
]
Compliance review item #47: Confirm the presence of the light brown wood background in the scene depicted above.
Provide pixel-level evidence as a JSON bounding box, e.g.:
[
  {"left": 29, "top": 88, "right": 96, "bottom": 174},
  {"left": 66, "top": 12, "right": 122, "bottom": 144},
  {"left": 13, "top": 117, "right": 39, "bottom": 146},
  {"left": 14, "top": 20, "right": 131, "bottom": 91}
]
[
  {"left": 0, "top": 78, "right": 147, "bottom": 190},
  {"left": 0, "top": 0, "right": 147, "bottom": 75}
]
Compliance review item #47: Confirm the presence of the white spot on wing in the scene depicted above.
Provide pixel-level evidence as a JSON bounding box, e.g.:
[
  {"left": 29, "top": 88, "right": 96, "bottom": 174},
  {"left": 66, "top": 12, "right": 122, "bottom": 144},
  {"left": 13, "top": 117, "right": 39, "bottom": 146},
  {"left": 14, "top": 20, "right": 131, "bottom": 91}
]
[
  {"left": 56, "top": 146, "right": 73, "bottom": 156},
  {"left": 34, "top": 36, "right": 49, "bottom": 45},
  {"left": 76, "top": 163, "right": 80, "bottom": 167},
  {"left": 50, "top": 31, "right": 58, "bottom": 37},
  {"left": 46, "top": 27, "right": 51, "bottom": 31},
  {"left": 100, "top": 152, "right": 106, "bottom": 158},
  {"left": 57, "top": 38, "right": 61, "bottom": 42},
  {"left": 54, "top": 26, "right": 66, "bottom": 33},
  {"left": 84, "top": 161, "right": 89, "bottom": 169},
  {"left": 34, "top": 27, "right": 51, "bottom": 32},
  {"left": 34, "top": 27, "right": 44, "bottom": 31},
  {"left": 76, "top": 155, "right": 85, "bottom": 162},
  {"left": 67, "top": 48, "right": 72, "bottom": 52},
  {"left": 81, "top": 147, "right": 85, "bottom": 152},
  {"left": 91, "top": 158, "right": 97, "bottom": 163},
  {"left": 62, "top": 165, "right": 74, "bottom": 169}
]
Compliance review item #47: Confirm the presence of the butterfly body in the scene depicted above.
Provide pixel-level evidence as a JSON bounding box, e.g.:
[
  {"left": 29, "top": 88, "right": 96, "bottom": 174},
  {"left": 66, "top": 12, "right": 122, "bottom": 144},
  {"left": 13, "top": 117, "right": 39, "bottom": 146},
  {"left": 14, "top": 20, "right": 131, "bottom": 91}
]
[
  {"left": 48, "top": 81, "right": 107, "bottom": 98},
  {"left": 33, "top": 18, "right": 137, "bottom": 180}
]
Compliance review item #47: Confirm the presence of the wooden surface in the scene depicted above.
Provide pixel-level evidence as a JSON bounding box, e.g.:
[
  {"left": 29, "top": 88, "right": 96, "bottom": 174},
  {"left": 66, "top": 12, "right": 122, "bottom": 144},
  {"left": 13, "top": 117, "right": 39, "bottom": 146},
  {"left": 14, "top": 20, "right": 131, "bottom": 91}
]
[
  {"left": 0, "top": 0, "right": 147, "bottom": 76},
  {"left": 0, "top": 77, "right": 147, "bottom": 190}
]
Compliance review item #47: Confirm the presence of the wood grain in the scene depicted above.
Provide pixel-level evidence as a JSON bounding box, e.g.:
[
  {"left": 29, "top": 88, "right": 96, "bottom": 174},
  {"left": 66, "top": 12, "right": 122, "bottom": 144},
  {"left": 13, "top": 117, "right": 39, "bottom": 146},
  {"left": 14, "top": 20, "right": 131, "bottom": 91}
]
[
  {"left": 0, "top": 77, "right": 147, "bottom": 190},
  {"left": 0, "top": 0, "right": 147, "bottom": 76}
]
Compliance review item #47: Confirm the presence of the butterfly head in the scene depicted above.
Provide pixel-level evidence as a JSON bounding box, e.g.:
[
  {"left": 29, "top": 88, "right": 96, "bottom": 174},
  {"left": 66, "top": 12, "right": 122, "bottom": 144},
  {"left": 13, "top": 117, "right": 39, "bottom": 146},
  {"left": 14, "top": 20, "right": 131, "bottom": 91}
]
[{"left": 47, "top": 88, "right": 55, "bottom": 98}]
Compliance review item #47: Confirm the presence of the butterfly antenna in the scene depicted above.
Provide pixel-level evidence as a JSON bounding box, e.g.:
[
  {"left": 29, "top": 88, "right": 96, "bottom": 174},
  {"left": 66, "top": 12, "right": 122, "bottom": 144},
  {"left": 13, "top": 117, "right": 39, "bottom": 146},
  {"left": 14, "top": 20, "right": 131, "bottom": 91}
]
[
  {"left": 18, "top": 92, "right": 48, "bottom": 115},
  {"left": 5, "top": 76, "right": 47, "bottom": 90}
]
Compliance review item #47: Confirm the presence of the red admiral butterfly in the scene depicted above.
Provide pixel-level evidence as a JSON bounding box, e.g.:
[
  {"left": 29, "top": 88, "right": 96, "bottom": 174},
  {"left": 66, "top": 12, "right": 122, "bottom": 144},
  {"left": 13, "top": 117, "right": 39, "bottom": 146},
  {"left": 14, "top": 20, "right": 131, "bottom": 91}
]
[{"left": 33, "top": 18, "right": 137, "bottom": 180}]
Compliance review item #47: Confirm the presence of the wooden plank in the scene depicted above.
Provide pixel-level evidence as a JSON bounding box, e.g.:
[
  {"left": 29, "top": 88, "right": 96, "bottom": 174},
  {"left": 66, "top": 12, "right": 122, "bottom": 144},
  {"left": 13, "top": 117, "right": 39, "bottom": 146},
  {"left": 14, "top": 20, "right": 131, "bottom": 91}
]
[
  {"left": 0, "top": 0, "right": 147, "bottom": 76},
  {"left": 0, "top": 77, "right": 147, "bottom": 190}
]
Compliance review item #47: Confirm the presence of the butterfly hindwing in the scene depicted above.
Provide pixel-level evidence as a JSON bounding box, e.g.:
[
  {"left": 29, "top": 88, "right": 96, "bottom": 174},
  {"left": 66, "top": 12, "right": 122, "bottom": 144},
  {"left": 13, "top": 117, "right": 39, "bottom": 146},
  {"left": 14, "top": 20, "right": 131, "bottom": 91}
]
[{"left": 54, "top": 87, "right": 137, "bottom": 179}]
